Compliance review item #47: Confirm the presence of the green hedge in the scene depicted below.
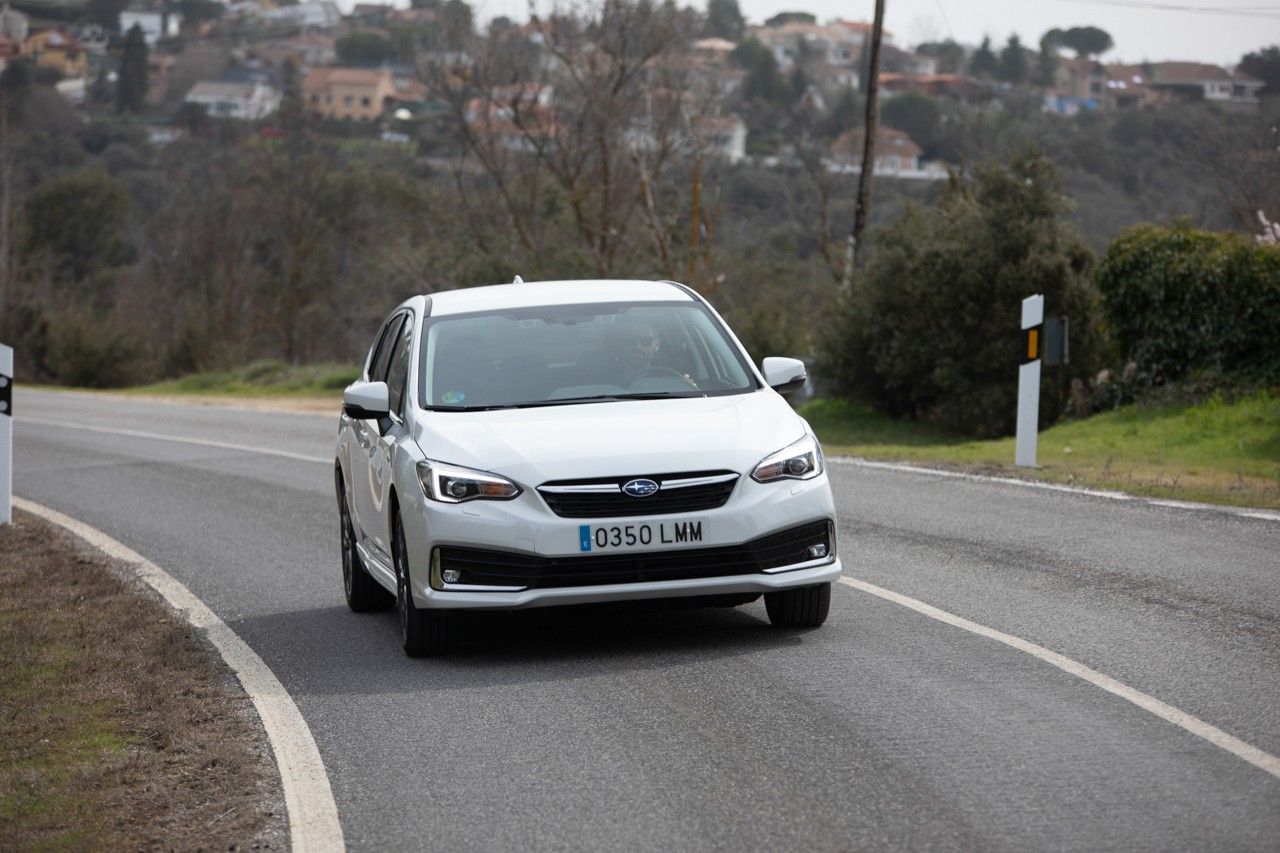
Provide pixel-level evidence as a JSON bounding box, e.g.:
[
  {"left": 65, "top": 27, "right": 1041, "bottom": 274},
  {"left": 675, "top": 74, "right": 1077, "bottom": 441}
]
[
  {"left": 820, "top": 152, "right": 1100, "bottom": 438},
  {"left": 1096, "top": 224, "right": 1280, "bottom": 384}
]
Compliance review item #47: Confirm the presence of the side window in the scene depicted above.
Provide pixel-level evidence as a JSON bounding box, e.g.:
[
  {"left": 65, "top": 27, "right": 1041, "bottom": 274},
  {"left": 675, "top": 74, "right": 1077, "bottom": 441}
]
[
  {"left": 385, "top": 315, "right": 415, "bottom": 416},
  {"left": 369, "top": 315, "right": 405, "bottom": 383}
]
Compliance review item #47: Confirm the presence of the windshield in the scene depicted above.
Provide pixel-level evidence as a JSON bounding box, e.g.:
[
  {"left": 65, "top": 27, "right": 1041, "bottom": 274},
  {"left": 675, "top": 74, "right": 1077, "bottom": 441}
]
[{"left": 419, "top": 301, "right": 758, "bottom": 410}]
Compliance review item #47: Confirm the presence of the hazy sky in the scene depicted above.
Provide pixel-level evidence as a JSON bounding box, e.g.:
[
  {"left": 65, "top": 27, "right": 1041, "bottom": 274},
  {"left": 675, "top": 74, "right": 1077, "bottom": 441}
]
[{"left": 461, "top": 0, "right": 1278, "bottom": 67}]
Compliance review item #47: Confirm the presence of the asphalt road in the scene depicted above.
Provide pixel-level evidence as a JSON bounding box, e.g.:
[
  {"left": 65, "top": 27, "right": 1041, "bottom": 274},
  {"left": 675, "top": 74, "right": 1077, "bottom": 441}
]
[{"left": 13, "top": 389, "right": 1280, "bottom": 851}]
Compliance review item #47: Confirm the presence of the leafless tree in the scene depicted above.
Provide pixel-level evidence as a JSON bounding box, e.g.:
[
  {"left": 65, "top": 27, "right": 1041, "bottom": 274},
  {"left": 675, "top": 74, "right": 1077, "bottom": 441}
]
[{"left": 428, "top": 0, "right": 724, "bottom": 280}]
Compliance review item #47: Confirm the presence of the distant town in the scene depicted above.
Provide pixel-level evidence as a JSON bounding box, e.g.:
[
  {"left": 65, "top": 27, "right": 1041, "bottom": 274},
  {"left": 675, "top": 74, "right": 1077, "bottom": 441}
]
[{"left": 1, "top": 0, "right": 1270, "bottom": 179}]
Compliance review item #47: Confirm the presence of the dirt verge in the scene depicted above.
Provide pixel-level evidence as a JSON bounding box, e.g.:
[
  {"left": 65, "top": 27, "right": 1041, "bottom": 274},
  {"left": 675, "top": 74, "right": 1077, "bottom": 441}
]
[{"left": 0, "top": 510, "right": 287, "bottom": 850}]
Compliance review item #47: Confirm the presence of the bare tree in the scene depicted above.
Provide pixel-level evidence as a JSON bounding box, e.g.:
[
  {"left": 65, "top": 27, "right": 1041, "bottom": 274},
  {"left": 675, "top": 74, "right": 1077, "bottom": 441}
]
[{"left": 429, "top": 0, "right": 721, "bottom": 279}]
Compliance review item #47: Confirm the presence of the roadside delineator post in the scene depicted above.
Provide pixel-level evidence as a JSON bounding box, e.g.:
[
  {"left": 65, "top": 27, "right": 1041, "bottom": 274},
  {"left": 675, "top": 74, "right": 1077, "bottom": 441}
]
[
  {"left": 0, "top": 343, "right": 10, "bottom": 524},
  {"left": 1016, "top": 295, "right": 1044, "bottom": 468}
]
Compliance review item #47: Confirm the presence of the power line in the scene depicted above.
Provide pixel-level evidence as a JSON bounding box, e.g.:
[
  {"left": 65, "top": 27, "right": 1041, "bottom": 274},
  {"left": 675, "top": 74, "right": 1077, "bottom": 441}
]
[{"left": 1050, "top": 0, "right": 1280, "bottom": 19}]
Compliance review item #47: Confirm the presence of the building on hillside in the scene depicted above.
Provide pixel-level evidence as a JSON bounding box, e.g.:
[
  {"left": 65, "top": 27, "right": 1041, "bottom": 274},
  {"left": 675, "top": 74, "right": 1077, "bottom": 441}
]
[
  {"left": 304, "top": 66, "right": 398, "bottom": 120},
  {"left": 881, "top": 44, "right": 937, "bottom": 77},
  {"left": 1100, "top": 64, "right": 1160, "bottom": 110},
  {"left": 21, "top": 29, "right": 87, "bottom": 78},
  {"left": 251, "top": 34, "right": 337, "bottom": 72},
  {"left": 185, "top": 80, "right": 280, "bottom": 120},
  {"left": 262, "top": 1, "right": 342, "bottom": 30},
  {"left": 749, "top": 19, "right": 891, "bottom": 71},
  {"left": 1147, "top": 62, "right": 1264, "bottom": 110},
  {"left": 879, "top": 72, "right": 984, "bottom": 101},
  {"left": 829, "top": 124, "right": 931, "bottom": 175},
  {"left": 694, "top": 114, "right": 747, "bottom": 163},
  {"left": 119, "top": 11, "right": 181, "bottom": 46}
]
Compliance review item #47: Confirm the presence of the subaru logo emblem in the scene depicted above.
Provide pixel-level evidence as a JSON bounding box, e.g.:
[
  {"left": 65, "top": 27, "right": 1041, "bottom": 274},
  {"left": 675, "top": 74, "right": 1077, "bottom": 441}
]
[{"left": 622, "top": 478, "right": 659, "bottom": 498}]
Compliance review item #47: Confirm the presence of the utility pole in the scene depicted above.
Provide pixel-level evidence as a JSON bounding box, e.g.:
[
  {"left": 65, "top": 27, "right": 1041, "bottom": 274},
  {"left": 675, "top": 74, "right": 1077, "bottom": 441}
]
[{"left": 846, "top": 0, "right": 886, "bottom": 285}]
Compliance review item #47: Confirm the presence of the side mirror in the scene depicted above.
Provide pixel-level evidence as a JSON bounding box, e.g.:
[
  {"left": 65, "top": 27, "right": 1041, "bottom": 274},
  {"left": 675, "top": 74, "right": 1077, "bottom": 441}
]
[
  {"left": 343, "top": 381, "right": 390, "bottom": 420},
  {"left": 762, "top": 357, "right": 807, "bottom": 396}
]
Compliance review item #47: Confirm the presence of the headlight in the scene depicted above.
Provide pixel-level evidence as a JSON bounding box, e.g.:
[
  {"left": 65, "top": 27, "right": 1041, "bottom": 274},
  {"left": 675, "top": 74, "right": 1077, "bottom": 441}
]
[
  {"left": 417, "top": 460, "right": 522, "bottom": 503},
  {"left": 752, "top": 435, "right": 824, "bottom": 483}
]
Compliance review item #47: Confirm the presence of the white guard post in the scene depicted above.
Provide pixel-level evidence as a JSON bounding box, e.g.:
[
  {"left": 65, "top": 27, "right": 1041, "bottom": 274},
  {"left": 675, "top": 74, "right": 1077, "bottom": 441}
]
[
  {"left": 1015, "top": 295, "right": 1044, "bottom": 468},
  {"left": 0, "top": 343, "right": 11, "bottom": 523}
]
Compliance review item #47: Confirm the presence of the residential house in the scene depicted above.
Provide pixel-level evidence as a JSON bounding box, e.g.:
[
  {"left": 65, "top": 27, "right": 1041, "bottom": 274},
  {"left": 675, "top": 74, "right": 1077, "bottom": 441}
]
[
  {"left": 304, "top": 66, "right": 398, "bottom": 120},
  {"left": 185, "top": 80, "right": 281, "bottom": 120},
  {"left": 749, "top": 19, "right": 888, "bottom": 71},
  {"left": 464, "top": 84, "right": 556, "bottom": 151},
  {"left": 252, "top": 34, "right": 337, "bottom": 71},
  {"left": 829, "top": 126, "right": 927, "bottom": 176},
  {"left": 694, "top": 115, "right": 747, "bottom": 163},
  {"left": 119, "top": 10, "right": 181, "bottom": 46},
  {"left": 1100, "top": 64, "right": 1159, "bottom": 110},
  {"left": 879, "top": 72, "right": 983, "bottom": 102},
  {"left": 262, "top": 1, "right": 342, "bottom": 30},
  {"left": 881, "top": 44, "right": 937, "bottom": 77},
  {"left": 21, "top": 29, "right": 87, "bottom": 78},
  {"left": 1148, "top": 62, "right": 1264, "bottom": 110}
]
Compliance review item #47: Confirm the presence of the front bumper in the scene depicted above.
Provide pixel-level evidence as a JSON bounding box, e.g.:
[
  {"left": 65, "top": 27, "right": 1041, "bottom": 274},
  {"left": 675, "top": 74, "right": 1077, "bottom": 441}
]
[{"left": 399, "top": 469, "right": 840, "bottom": 610}]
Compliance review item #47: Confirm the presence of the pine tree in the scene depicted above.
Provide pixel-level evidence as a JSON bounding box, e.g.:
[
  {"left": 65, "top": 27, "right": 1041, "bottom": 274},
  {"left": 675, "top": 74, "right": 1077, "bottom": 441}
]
[
  {"left": 998, "top": 35, "right": 1028, "bottom": 85},
  {"left": 116, "top": 23, "right": 148, "bottom": 114},
  {"left": 969, "top": 36, "right": 998, "bottom": 80}
]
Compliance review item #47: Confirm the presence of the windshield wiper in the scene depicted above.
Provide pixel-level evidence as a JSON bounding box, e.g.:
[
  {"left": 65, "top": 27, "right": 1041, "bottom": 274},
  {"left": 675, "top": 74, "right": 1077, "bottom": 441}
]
[{"left": 429, "top": 392, "right": 705, "bottom": 412}]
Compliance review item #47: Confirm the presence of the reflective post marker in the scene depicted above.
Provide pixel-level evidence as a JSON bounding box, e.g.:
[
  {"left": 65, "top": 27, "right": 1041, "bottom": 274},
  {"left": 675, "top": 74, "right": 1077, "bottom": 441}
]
[
  {"left": 0, "top": 344, "right": 10, "bottom": 524},
  {"left": 1015, "top": 295, "right": 1043, "bottom": 468}
]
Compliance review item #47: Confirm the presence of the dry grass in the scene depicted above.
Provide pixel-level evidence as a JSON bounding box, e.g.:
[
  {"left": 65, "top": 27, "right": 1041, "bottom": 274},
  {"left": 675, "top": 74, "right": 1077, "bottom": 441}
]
[{"left": 0, "top": 512, "right": 286, "bottom": 850}]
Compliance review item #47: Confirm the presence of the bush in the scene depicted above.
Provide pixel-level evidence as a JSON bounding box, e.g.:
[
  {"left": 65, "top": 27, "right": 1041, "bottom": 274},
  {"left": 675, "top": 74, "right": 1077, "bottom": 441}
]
[
  {"left": 820, "top": 151, "right": 1100, "bottom": 437},
  {"left": 1096, "top": 223, "right": 1280, "bottom": 384},
  {"left": 44, "top": 310, "right": 150, "bottom": 388}
]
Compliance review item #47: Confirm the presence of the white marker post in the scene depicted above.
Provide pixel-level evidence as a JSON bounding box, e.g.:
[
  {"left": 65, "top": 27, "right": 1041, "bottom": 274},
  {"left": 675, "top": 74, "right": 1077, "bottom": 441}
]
[
  {"left": 1015, "top": 295, "right": 1044, "bottom": 468},
  {"left": 0, "top": 344, "right": 11, "bottom": 524}
]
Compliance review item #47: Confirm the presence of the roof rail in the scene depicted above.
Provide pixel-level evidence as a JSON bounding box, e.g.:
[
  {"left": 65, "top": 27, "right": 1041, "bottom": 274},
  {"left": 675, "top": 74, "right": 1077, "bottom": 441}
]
[{"left": 512, "top": 275, "right": 524, "bottom": 285}]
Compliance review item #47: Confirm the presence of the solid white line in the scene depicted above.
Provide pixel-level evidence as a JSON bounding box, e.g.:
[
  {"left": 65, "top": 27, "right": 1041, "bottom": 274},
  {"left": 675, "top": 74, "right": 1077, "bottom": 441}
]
[
  {"left": 837, "top": 575, "right": 1280, "bottom": 781},
  {"left": 17, "top": 417, "right": 330, "bottom": 465},
  {"left": 15, "top": 497, "right": 346, "bottom": 852},
  {"left": 829, "top": 456, "right": 1280, "bottom": 522}
]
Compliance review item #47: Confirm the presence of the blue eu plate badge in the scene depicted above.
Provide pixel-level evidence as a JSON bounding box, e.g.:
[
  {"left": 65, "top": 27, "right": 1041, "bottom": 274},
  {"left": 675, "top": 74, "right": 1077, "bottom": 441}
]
[{"left": 579, "top": 525, "right": 592, "bottom": 552}]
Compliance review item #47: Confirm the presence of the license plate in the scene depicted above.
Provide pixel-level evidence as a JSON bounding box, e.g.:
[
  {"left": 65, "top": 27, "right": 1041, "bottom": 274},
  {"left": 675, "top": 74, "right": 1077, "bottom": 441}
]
[{"left": 579, "top": 519, "right": 706, "bottom": 552}]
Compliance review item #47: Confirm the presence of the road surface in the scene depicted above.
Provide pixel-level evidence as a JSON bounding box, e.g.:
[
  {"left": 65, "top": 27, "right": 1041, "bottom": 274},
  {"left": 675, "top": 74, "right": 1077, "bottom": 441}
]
[{"left": 13, "top": 389, "right": 1280, "bottom": 850}]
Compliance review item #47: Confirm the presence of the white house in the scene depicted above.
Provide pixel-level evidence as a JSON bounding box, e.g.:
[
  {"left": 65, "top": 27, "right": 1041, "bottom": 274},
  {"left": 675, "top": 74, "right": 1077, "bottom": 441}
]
[
  {"left": 260, "top": 1, "right": 342, "bottom": 29},
  {"left": 185, "top": 80, "right": 280, "bottom": 120}
]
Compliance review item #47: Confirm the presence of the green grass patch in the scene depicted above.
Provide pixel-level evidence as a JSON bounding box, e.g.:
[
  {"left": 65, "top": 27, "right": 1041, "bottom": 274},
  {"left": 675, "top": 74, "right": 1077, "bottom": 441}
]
[
  {"left": 802, "top": 391, "right": 1280, "bottom": 509},
  {"left": 129, "top": 359, "right": 359, "bottom": 398}
]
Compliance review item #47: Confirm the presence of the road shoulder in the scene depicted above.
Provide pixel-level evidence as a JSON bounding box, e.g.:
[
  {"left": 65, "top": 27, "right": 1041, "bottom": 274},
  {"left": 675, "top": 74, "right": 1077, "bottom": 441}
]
[{"left": 0, "top": 509, "right": 288, "bottom": 849}]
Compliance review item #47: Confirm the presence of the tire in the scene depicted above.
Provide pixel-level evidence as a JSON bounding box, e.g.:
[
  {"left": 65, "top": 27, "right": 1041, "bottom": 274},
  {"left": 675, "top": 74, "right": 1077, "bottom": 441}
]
[
  {"left": 764, "top": 583, "right": 831, "bottom": 628},
  {"left": 393, "top": 512, "right": 460, "bottom": 657},
  {"left": 337, "top": 469, "right": 391, "bottom": 612}
]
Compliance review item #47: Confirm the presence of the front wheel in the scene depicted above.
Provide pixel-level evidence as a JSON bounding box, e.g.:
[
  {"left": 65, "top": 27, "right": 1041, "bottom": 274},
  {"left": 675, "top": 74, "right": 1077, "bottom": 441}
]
[
  {"left": 393, "top": 513, "right": 460, "bottom": 657},
  {"left": 764, "top": 583, "right": 831, "bottom": 628}
]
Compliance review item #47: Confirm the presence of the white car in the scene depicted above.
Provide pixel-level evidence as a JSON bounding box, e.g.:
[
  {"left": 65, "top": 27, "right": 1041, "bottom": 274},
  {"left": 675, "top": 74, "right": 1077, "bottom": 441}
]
[{"left": 334, "top": 280, "right": 841, "bottom": 656}]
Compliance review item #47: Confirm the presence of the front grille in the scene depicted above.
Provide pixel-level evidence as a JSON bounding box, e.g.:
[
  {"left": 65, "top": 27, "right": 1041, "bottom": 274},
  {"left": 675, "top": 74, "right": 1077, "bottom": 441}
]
[
  {"left": 438, "top": 520, "right": 831, "bottom": 589},
  {"left": 538, "top": 470, "right": 739, "bottom": 518}
]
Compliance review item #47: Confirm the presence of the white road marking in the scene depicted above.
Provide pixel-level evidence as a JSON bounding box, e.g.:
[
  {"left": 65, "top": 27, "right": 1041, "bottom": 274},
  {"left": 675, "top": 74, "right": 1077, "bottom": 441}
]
[
  {"left": 830, "top": 456, "right": 1280, "bottom": 523},
  {"left": 17, "top": 416, "right": 330, "bottom": 465},
  {"left": 837, "top": 575, "right": 1280, "bottom": 781},
  {"left": 15, "top": 498, "right": 346, "bottom": 852}
]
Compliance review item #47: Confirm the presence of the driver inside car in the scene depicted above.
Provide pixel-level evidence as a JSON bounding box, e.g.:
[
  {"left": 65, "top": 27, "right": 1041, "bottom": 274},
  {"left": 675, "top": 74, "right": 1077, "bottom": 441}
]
[{"left": 607, "top": 320, "right": 699, "bottom": 390}]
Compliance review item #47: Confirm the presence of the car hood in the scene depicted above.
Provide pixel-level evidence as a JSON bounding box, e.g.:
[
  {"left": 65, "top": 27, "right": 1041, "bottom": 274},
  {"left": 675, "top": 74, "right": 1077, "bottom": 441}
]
[{"left": 412, "top": 390, "right": 807, "bottom": 484}]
